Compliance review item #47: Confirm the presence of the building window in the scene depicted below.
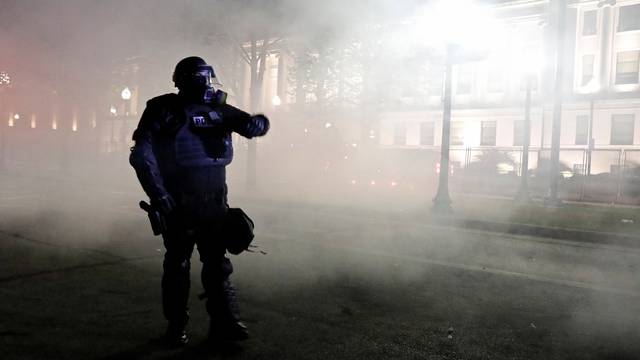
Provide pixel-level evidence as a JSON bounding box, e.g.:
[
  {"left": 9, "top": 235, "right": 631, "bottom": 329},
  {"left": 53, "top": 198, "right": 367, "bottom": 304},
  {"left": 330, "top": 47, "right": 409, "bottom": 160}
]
[
  {"left": 610, "top": 114, "right": 634, "bottom": 145},
  {"left": 575, "top": 115, "right": 589, "bottom": 145},
  {"left": 581, "top": 55, "right": 595, "bottom": 86},
  {"left": 451, "top": 122, "right": 464, "bottom": 146},
  {"left": 420, "top": 121, "right": 434, "bottom": 146},
  {"left": 513, "top": 120, "right": 523, "bottom": 146},
  {"left": 481, "top": 121, "right": 497, "bottom": 146},
  {"left": 583, "top": 10, "right": 597, "bottom": 35},
  {"left": 618, "top": 4, "right": 640, "bottom": 32},
  {"left": 393, "top": 122, "right": 406, "bottom": 145},
  {"left": 615, "top": 51, "right": 640, "bottom": 85},
  {"left": 487, "top": 67, "right": 504, "bottom": 93},
  {"left": 456, "top": 67, "right": 472, "bottom": 95}
]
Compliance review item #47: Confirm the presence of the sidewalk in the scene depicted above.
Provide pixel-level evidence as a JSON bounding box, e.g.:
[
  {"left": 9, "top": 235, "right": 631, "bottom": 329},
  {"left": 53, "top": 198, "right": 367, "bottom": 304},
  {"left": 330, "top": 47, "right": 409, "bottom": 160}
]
[
  {"left": 447, "top": 195, "right": 640, "bottom": 247},
  {"left": 234, "top": 191, "right": 640, "bottom": 249}
]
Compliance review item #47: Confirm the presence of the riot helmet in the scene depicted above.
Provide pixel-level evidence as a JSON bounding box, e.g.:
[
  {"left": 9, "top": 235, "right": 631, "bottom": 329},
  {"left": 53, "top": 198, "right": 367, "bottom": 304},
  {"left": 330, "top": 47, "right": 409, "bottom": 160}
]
[{"left": 173, "top": 56, "right": 222, "bottom": 103}]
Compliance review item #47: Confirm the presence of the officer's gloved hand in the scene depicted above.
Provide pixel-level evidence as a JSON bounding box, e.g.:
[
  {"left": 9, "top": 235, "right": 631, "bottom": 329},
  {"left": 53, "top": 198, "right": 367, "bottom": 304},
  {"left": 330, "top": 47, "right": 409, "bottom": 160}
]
[
  {"left": 247, "top": 115, "right": 269, "bottom": 137},
  {"left": 152, "top": 194, "right": 176, "bottom": 215}
]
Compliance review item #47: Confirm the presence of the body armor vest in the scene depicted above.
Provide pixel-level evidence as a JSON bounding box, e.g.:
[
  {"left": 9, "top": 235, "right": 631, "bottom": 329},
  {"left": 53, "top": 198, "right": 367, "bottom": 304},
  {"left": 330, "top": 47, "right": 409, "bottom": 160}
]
[
  {"left": 161, "top": 102, "right": 233, "bottom": 199},
  {"left": 174, "top": 103, "right": 233, "bottom": 168}
]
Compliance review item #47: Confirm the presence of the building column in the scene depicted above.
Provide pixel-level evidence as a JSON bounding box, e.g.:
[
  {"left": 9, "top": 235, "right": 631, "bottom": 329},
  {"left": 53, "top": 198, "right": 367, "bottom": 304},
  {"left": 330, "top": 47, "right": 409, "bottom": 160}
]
[{"left": 599, "top": 4, "right": 614, "bottom": 90}]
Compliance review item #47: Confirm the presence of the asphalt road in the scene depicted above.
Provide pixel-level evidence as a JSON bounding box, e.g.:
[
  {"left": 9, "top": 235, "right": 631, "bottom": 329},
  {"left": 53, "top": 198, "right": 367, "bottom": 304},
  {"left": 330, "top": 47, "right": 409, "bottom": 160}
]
[{"left": 1, "top": 175, "right": 639, "bottom": 359}]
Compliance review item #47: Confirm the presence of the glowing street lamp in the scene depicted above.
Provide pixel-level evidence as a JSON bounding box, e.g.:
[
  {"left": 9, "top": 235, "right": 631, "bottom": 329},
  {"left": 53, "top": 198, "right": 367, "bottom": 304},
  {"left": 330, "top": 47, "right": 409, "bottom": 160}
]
[
  {"left": 412, "top": 0, "right": 498, "bottom": 212},
  {"left": 271, "top": 95, "right": 282, "bottom": 107},
  {"left": 9, "top": 113, "right": 19, "bottom": 127},
  {"left": 121, "top": 87, "right": 132, "bottom": 100},
  {"left": 0, "top": 71, "right": 10, "bottom": 86},
  {"left": 0, "top": 71, "right": 10, "bottom": 170},
  {"left": 121, "top": 87, "right": 132, "bottom": 117}
]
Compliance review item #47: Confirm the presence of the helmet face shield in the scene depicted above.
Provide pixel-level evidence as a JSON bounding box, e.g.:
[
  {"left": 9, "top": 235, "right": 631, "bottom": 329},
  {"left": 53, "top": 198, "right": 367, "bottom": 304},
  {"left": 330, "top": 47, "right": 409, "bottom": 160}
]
[
  {"left": 182, "top": 65, "right": 215, "bottom": 88},
  {"left": 174, "top": 63, "right": 221, "bottom": 89}
]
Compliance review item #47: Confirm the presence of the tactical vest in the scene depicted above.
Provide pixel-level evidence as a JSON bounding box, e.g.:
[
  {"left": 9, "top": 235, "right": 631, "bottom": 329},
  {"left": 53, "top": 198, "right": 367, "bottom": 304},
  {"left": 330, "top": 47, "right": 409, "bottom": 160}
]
[
  {"left": 154, "top": 99, "right": 233, "bottom": 198},
  {"left": 174, "top": 103, "right": 233, "bottom": 168}
]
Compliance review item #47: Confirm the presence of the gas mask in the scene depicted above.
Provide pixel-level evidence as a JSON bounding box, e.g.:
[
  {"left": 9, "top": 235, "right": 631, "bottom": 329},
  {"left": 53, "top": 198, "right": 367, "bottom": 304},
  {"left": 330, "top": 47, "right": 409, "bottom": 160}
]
[{"left": 174, "top": 65, "right": 227, "bottom": 105}]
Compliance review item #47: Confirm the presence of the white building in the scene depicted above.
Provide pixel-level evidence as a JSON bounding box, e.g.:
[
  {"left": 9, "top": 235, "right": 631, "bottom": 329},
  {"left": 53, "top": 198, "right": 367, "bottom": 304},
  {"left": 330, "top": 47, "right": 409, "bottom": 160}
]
[
  {"left": 237, "top": 0, "right": 639, "bottom": 178},
  {"left": 375, "top": 0, "right": 640, "bottom": 175}
]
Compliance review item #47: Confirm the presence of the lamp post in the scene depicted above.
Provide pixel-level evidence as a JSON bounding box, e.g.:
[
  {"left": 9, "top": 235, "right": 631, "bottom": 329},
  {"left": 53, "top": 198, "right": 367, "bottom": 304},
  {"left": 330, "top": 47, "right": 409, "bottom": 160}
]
[
  {"left": 109, "top": 105, "right": 117, "bottom": 152},
  {"left": 514, "top": 46, "right": 542, "bottom": 202},
  {"left": 432, "top": 44, "right": 455, "bottom": 212},
  {"left": 517, "top": 74, "right": 534, "bottom": 202},
  {"left": 121, "top": 87, "right": 132, "bottom": 115},
  {"left": 414, "top": 0, "right": 497, "bottom": 212},
  {"left": 0, "top": 71, "right": 10, "bottom": 171},
  {"left": 120, "top": 87, "right": 132, "bottom": 152},
  {"left": 547, "top": 0, "right": 567, "bottom": 206}
]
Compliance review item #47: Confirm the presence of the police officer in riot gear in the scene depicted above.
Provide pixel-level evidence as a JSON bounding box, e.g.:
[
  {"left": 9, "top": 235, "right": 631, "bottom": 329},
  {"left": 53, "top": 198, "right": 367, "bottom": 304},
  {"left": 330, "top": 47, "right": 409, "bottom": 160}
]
[{"left": 130, "top": 56, "right": 269, "bottom": 345}]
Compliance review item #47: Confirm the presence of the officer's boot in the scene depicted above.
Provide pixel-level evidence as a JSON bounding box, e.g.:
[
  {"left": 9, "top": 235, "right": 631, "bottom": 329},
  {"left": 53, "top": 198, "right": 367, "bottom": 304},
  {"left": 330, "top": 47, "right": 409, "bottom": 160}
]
[
  {"left": 164, "top": 318, "right": 189, "bottom": 346},
  {"left": 162, "top": 257, "right": 192, "bottom": 346},
  {"left": 207, "top": 279, "right": 249, "bottom": 342}
]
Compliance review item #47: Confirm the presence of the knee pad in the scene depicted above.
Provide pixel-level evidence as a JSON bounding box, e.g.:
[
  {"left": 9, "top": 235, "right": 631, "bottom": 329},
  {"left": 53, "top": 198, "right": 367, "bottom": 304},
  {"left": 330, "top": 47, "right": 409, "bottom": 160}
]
[
  {"left": 202, "top": 256, "right": 233, "bottom": 284},
  {"left": 221, "top": 257, "right": 233, "bottom": 277},
  {"left": 163, "top": 256, "right": 191, "bottom": 276}
]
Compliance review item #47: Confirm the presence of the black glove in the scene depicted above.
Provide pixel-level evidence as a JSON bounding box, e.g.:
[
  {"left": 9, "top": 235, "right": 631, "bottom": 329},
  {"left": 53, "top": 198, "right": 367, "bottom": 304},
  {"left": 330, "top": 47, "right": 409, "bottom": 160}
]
[
  {"left": 247, "top": 115, "right": 269, "bottom": 137},
  {"left": 151, "top": 194, "right": 176, "bottom": 215}
]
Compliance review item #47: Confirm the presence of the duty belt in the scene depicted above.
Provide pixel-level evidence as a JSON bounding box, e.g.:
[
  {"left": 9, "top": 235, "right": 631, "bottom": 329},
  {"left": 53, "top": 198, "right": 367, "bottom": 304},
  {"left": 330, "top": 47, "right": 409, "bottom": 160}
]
[{"left": 178, "top": 191, "right": 226, "bottom": 206}]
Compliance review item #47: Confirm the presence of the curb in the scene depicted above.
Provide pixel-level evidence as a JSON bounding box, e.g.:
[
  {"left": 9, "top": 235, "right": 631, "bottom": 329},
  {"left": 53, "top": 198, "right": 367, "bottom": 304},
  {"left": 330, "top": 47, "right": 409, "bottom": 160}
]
[
  {"left": 436, "top": 217, "right": 640, "bottom": 249},
  {"left": 237, "top": 196, "right": 640, "bottom": 249}
]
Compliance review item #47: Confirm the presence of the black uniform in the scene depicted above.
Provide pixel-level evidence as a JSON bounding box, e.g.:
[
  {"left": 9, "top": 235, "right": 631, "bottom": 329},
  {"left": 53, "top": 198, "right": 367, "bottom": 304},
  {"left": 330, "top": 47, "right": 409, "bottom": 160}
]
[{"left": 130, "top": 91, "right": 268, "bottom": 343}]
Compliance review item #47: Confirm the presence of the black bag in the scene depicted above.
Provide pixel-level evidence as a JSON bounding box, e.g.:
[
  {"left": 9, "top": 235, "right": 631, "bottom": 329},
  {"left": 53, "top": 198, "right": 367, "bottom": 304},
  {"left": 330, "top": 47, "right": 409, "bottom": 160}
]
[{"left": 223, "top": 208, "right": 255, "bottom": 255}]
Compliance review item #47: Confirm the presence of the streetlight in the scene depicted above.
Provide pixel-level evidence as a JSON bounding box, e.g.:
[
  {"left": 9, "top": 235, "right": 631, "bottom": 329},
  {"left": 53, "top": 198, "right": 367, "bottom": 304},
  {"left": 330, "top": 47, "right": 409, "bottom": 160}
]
[
  {"left": 412, "top": 0, "right": 498, "bottom": 212},
  {"left": 515, "top": 51, "right": 542, "bottom": 202},
  {"left": 516, "top": 74, "right": 535, "bottom": 202},
  {"left": 547, "top": 0, "right": 567, "bottom": 206},
  {"left": 432, "top": 43, "right": 456, "bottom": 212},
  {"left": 109, "top": 105, "right": 117, "bottom": 152},
  {"left": 120, "top": 87, "right": 134, "bottom": 152},
  {"left": 272, "top": 95, "right": 282, "bottom": 107},
  {"left": 0, "top": 73, "right": 11, "bottom": 171},
  {"left": 9, "top": 113, "right": 19, "bottom": 127},
  {"left": 0, "top": 71, "right": 10, "bottom": 86},
  {"left": 121, "top": 87, "right": 132, "bottom": 116}
]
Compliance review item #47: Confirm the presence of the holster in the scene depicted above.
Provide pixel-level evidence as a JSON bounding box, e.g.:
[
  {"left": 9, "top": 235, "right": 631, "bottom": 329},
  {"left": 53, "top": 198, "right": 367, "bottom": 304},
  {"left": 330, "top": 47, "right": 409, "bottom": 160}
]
[{"left": 139, "top": 201, "right": 167, "bottom": 236}]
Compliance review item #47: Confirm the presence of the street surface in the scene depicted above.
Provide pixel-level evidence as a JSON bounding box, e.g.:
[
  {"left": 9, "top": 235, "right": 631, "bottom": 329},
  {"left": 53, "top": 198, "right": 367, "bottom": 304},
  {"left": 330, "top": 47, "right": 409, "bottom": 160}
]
[{"left": 0, "top": 174, "right": 639, "bottom": 359}]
